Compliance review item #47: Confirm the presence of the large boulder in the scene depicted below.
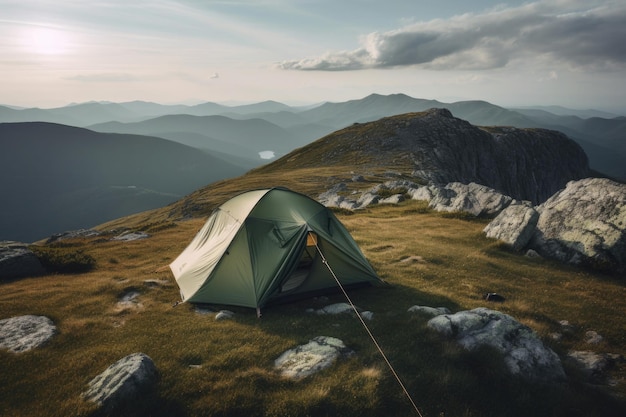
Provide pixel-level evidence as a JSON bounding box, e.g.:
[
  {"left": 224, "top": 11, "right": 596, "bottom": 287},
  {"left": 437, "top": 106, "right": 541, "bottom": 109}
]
[
  {"left": 483, "top": 204, "right": 539, "bottom": 250},
  {"left": 428, "top": 308, "right": 565, "bottom": 382},
  {"left": 427, "top": 182, "right": 515, "bottom": 216},
  {"left": 482, "top": 178, "right": 626, "bottom": 275},
  {"left": 0, "top": 315, "right": 56, "bottom": 352},
  {"left": 82, "top": 353, "right": 158, "bottom": 412},
  {"left": 530, "top": 178, "right": 626, "bottom": 274},
  {"left": 0, "top": 241, "right": 46, "bottom": 280},
  {"left": 274, "top": 336, "right": 353, "bottom": 379}
]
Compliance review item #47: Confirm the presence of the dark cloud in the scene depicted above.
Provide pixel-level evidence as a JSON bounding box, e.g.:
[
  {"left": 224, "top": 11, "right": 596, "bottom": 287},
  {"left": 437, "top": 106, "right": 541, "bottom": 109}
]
[{"left": 278, "top": 1, "right": 626, "bottom": 71}]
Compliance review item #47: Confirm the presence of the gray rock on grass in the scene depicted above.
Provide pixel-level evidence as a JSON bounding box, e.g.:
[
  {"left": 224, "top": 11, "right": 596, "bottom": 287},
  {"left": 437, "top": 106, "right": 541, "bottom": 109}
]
[
  {"left": 484, "top": 203, "right": 539, "bottom": 250},
  {"left": 0, "top": 241, "right": 46, "bottom": 280},
  {"left": 408, "top": 305, "right": 451, "bottom": 317},
  {"left": 274, "top": 336, "right": 353, "bottom": 379},
  {"left": 0, "top": 315, "right": 56, "bottom": 353},
  {"left": 530, "top": 178, "right": 626, "bottom": 274},
  {"left": 82, "top": 353, "right": 158, "bottom": 412},
  {"left": 428, "top": 308, "right": 565, "bottom": 382}
]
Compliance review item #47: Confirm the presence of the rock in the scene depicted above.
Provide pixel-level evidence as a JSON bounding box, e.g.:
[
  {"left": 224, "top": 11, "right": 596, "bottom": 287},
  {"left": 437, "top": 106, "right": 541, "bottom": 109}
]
[
  {"left": 356, "top": 192, "right": 380, "bottom": 208},
  {"left": 112, "top": 231, "right": 150, "bottom": 241},
  {"left": 46, "top": 229, "right": 101, "bottom": 243},
  {"left": 117, "top": 290, "right": 142, "bottom": 311},
  {"left": 315, "top": 303, "right": 355, "bottom": 315},
  {"left": 427, "top": 308, "right": 565, "bottom": 382},
  {"left": 429, "top": 182, "right": 515, "bottom": 216},
  {"left": 317, "top": 183, "right": 348, "bottom": 207},
  {"left": 0, "top": 315, "right": 56, "bottom": 353},
  {"left": 215, "top": 310, "right": 235, "bottom": 320},
  {"left": 566, "top": 350, "right": 624, "bottom": 384},
  {"left": 379, "top": 194, "right": 405, "bottom": 205},
  {"left": 483, "top": 204, "right": 539, "bottom": 250},
  {"left": 360, "top": 311, "right": 374, "bottom": 321},
  {"left": 530, "top": 178, "right": 626, "bottom": 274},
  {"left": 82, "top": 353, "right": 158, "bottom": 412},
  {"left": 407, "top": 185, "right": 438, "bottom": 201},
  {"left": 194, "top": 306, "right": 214, "bottom": 315},
  {"left": 584, "top": 330, "right": 603, "bottom": 345},
  {"left": 274, "top": 336, "right": 354, "bottom": 379},
  {"left": 0, "top": 241, "right": 46, "bottom": 280},
  {"left": 524, "top": 249, "right": 541, "bottom": 259},
  {"left": 407, "top": 306, "right": 451, "bottom": 317}
]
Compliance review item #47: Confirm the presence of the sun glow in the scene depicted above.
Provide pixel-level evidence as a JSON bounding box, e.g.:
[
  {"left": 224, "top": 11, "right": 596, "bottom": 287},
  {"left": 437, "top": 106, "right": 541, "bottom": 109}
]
[{"left": 24, "top": 26, "right": 71, "bottom": 55}]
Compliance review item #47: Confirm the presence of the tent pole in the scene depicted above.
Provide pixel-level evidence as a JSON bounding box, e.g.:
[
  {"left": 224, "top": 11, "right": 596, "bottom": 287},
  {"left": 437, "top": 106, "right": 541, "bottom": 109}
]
[
  {"left": 256, "top": 307, "right": 262, "bottom": 318},
  {"left": 312, "top": 235, "right": 424, "bottom": 417}
]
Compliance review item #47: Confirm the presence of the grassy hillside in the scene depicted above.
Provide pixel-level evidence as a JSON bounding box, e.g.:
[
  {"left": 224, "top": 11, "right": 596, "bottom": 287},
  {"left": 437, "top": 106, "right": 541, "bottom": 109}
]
[
  {"left": 1, "top": 156, "right": 625, "bottom": 416},
  {"left": 0, "top": 122, "right": 248, "bottom": 242}
]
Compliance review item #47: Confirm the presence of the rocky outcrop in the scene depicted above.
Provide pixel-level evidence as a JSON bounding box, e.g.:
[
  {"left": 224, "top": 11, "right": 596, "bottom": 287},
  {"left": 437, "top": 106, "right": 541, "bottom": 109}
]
[
  {"left": 320, "top": 180, "right": 515, "bottom": 217},
  {"left": 274, "top": 336, "right": 354, "bottom": 379},
  {"left": 428, "top": 308, "right": 566, "bottom": 382},
  {"left": 311, "top": 109, "right": 590, "bottom": 205},
  {"left": 0, "top": 241, "right": 45, "bottom": 280},
  {"left": 483, "top": 178, "right": 626, "bottom": 275},
  {"left": 530, "top": 178, "right": 626, "bottom": 274},
  {"left": 483, "top": 204, "right": 539, "bottom": 250},
  {"left": 0, "top": 315, "right": 56, "bottom": 352},
  {"left": 426, "top": 182, "right": 515, "bottom": 216},
  {"left": 82, "top": 353, "right": 158, "bottom": 412},
  {"left": 46, "top": 229, "right": 102, "bottom": 243}
]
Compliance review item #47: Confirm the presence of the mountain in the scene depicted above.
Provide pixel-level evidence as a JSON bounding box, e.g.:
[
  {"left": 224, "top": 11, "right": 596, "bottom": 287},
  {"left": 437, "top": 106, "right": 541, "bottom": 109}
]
[
  {"left": 89, "top": 114, "right": 303, "bottom": 162},
  {"left": 0, "top": 122, "right": 245, "bottom": 242},
  {"left": 514, "top": 105, "right": 620, "bottom": 119},
  {"left": 288, "top": 94, "right": 624, "bottom": 181},
  {"left": 2, "top": 94, "right": 624, "bottom": 180},
  {"left": 254, "top": 109, "right": 590, "bottom": 205}
]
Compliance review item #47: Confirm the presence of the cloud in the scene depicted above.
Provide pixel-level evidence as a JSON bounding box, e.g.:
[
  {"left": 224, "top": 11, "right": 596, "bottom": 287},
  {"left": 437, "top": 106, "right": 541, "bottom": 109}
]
[
  {"left": 278, "top": 0, "right": 626, "bottom": 72},
  {"left": 65, "top": 73, "right": 139, "bottom": 82}
]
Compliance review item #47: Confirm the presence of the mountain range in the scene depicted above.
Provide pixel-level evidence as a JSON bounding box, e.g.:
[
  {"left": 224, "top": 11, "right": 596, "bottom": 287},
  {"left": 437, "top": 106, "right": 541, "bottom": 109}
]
[
  {"left": 0, "top": 122, "right": 242, "bottom": 242},
  {"left": 0, "top": 93, "right": 623, "bottom": 242},
  {"left": 2, "top": 93, "right": 624, "bottom": 180}
]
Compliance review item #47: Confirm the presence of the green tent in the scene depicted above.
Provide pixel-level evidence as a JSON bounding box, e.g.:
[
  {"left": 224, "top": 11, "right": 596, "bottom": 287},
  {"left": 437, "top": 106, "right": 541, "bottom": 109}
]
[{"left": 169, "top": 187, "right": 382, "bottom": 312}]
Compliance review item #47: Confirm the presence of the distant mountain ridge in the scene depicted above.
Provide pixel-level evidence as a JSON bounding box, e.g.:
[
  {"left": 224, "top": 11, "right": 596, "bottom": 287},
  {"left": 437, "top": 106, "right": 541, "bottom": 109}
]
[
  {"left": 1, "top": 94, "right": 623, "bottom": 240},
  {"left": 89, "top": 114, "right": 299, "bottom": 162},
  {"left": 2, "top": 93, "right": 623, "bottom": 180},
  {"left": 0, "top": 122, "right": 244, "bottom": 242}
]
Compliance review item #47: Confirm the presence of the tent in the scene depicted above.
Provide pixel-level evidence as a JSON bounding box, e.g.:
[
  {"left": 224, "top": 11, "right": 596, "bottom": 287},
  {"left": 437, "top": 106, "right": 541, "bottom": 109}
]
[{"left": 169, "top": 187, "right": 383, "bottom": 313}]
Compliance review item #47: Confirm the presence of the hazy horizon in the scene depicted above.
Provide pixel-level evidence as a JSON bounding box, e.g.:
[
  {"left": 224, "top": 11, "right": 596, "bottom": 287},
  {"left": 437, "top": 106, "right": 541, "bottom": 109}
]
[
  {"left": 2, "top": 94, "right": 624, "bottom": 117},
  {"left": 2, "top": 1, "right": 626, "bottom": 113}
]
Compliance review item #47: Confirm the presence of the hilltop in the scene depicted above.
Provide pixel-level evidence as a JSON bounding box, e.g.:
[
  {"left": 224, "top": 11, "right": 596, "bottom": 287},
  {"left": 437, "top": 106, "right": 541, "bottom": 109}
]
[
  {"left": 110, "top": 109, "right": 589, "bottom": 229},
  {"left": 1, "top": 110, "right": 625, "bottom": 417}
]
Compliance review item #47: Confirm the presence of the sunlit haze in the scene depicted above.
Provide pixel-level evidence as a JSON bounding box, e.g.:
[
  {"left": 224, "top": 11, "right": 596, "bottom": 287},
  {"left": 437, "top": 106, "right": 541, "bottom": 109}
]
[{"left": 2, "top": 0, "right": 625, "bottom": 113}]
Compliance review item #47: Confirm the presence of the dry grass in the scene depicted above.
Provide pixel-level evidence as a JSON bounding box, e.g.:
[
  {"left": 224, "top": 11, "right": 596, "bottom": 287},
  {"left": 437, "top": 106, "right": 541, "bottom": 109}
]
[{"left": 2, "top": 190, "right": 625, "bottom": 416}]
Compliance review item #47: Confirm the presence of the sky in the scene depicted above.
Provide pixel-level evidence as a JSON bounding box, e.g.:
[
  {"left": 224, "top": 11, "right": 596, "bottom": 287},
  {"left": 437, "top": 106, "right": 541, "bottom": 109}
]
[{"left": 2, "top": 0, "right": 625, "bottom": 113}]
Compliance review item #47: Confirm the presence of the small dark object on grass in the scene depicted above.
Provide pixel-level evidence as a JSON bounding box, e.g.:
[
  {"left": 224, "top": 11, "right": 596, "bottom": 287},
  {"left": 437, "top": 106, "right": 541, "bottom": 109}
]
[{"left": 483, "top": 292, "right": 506, "bottom": 302}]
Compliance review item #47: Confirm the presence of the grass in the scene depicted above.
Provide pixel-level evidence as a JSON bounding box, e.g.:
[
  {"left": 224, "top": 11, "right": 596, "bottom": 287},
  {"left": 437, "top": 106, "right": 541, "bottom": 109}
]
[{"left": 2, "top": 191, "right": 626, "bottom": 416}]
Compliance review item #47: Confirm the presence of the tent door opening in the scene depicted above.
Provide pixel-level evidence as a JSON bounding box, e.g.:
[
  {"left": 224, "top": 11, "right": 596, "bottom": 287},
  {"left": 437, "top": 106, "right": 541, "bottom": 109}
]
[{"left": 280, "top": 232, "right": 318, "bottom": 293}]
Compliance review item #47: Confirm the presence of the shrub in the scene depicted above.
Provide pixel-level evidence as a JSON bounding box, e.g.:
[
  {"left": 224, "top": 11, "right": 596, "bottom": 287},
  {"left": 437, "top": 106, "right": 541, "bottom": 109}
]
[{"left": 30, "top": 245, "right": 96, "bottom": 274}]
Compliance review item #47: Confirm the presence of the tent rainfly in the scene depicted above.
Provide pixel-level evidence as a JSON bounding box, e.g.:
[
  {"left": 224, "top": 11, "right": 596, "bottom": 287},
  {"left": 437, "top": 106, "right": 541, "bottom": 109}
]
[{"left": 169, "top": 187, "right": 383, "bottom": 312}]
